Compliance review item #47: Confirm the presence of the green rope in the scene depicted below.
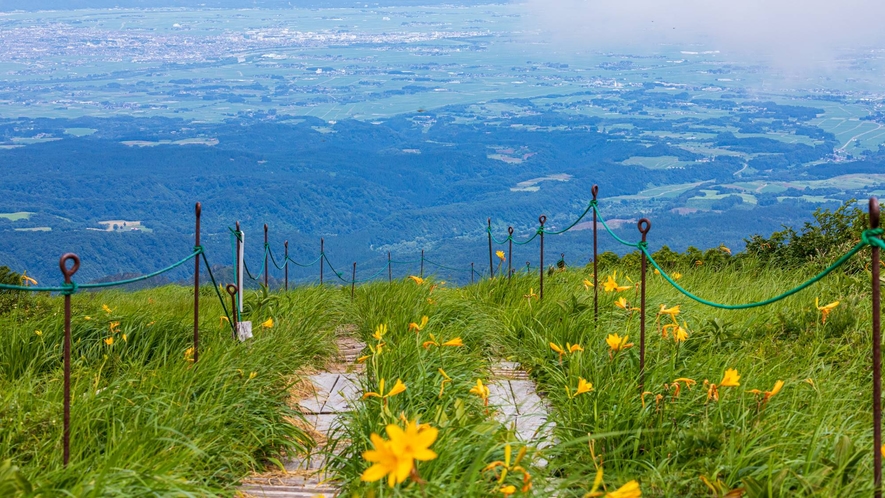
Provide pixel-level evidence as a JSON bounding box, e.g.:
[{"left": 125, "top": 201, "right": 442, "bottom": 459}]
[
  {"left": 321, "top": 253, "right": 388, "bottom": 284},
  {"left": 287, "top": 254, "right": 323, "bottom": 268},
  {"left": 424, "top": 258, "right": 472, "bottom": 273},
  {"left": 201, "top": 251, "right": 235, "bottom": 334},
  {"left": 0, "top": 249, "right": 202, "bottom": 294},
  {"left": 541, "top": 200, "right": 596, "bottom": 235},
  {"left": 268, "top": 246, "right": 286, "bottom": 271},
  {"left": 592, "top": 205, "right": 641, "bottom": 248},
  {"left": 641, "top": 228, "right": 883, "bottom": 310},
  {"left": 511, "top": 229, "right": 542, "bottom": 246},
  {"left": 390, "top": 258, "right": 422, "bottom": 265}
]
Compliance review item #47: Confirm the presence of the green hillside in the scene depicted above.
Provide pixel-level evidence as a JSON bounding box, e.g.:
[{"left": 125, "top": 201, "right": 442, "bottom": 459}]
[{"left": 1, "top": 202, "right": 884, "bottom": 496}]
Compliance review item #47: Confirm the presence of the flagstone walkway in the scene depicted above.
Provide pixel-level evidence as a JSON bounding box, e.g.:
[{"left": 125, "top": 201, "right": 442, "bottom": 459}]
[
  {"left": 238, "top": 329, "right": 364, "bottom": 498},
  {"left": 238, "top": 335, "right": 553, "bottom": 497}
]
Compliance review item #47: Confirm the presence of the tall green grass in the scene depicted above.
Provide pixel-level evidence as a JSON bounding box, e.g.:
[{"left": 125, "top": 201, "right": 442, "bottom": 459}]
[{"left": 0, "top": 284, "right": 344, "bottom": 495}]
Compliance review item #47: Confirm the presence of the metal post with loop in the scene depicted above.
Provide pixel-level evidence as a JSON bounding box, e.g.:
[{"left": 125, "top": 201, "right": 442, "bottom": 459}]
[
  {"left": 637, "top": 218, "right": 651, "bottom": 391},
  {"left": 284, "top": 241, "right": 289, "bottom": 291},
  {"left": 388, "top": 252, "right": 392, "bottom": 283},
  {"left": 471, "top": 262, "right": 474, "bottom": 284},
  {"left": 60, "top": 253, "right": 79, "bottom": 467},
  {"left": 539, "top": 215, "right": 546, "bottom": 300},
  {"left": 351, "top": 263, "right": 357, "bottom": 301},
  {"left": 872, "top": 197, "right": 882, "bottom": 498},
  {"left": 193, "top": 203, "right": 201, "bottom": 364},
  {"left": 226, "top": 284, "right": 239, "bottom": 340},
  {"left": 488, "top": 218, "right": 494, "bottom": 279},
  {"left": 263, "top": 224, "right": 269, "bottom": 289},
  {"left": 592, "top": 185, "right": 599, "bottom": 321},
  {"left": 421, "top": 249, "right": 425, "bottom": 278},
  {"left": 508, "top": 226, "right": 513, "bottom": 279},
  {"left": 320, "top": 238, "right": 324, "bottom": 285}
]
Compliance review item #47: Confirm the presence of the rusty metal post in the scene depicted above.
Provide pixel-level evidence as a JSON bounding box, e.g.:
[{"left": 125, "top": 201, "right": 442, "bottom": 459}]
[
  {"left": 351, "top": 262, "right": 356, "bottom": 301},
  {"left": 872, "top": 197, "right": 882, "bottom": 498},
  {"left": 471, "top": 262, "right": 474, "bottom": 284},
  {"left": 421, "top": 249, "right": 424, "bottom": 278},
  {"left": 193, "top": 203, "right": 201, "bottom": 364},
  {"left": 235, "top": 221, "right": 241, "bottom": 311},
  {"left": 263, "top": 224, "right": 269, "bottom": 289},
  {"left": 388, "top": 252, "right": 392, "bottom": 283},
  {"left": 592, "top": 185, "right": 599, "bottom": 321},
  {"left": 488, "top": 218, "right": 494, "bottom": 279},
  {"left": 320, "top": 238, "right": 324, "bottom": 285},
  {"left": 539, "top": 215, "right": 546, "bottom": 300},
  {"left": 226, "top": 284, "right": 238, "bottom": 340},
  {"left": 284, "top": 241, "right": 289, "bottom": 292},
  {"left": 60, "top": 254, "right": 79, "bottom": 466},
  {"left": 638, "top": 218, "right": 651, "bottom": 391},
  {"left": 508, "top": 227, "right": 513, "bottom": 280}
]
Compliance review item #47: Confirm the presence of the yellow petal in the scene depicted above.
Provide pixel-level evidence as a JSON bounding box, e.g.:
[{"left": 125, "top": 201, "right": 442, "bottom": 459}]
[
  {"left": 261, "top": 317, "right": 274, "bottom": 328},
  {"left": 385, "top": 379, "right": 407, "bottom": 398},
  {"left": 442, "top": 337, "right": 464, "bottom": 347}
]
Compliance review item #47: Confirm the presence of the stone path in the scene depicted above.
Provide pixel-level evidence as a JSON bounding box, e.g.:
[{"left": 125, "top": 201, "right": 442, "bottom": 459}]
[
  {"left": 489, "top": 361, "right": 554, "bottom": 445},
  {"left": 238, "top": 329, "right": 364, "bottom": 498},
  {"left": 238, "top": 334, "right": 554, "bottom": 497}
]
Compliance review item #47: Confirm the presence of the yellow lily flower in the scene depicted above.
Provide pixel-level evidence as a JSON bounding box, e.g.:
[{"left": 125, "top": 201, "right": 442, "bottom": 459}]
[
  {"left": 606, "top": 333, "right": 633, "bottom": 354},
  {"left": 20, "top": 272, "right": 37, "bottom": 286},
  {"left": 84, "top": 316, "right": 91, "bottom": 321},
  {"left": 720, "top": 245, "right": 732, "bottom": 255},
  {"left": 442, "top": 337, "right": 464, "bottom": 347},
  {"left": 583, "top": 279, "right": 594, "bottom": 290},
  {"left": 658, "top": 304, "right": 680, "bottom": 317},
  {"left": 438, "top": 368, "right": 452, "bottom": 398},
  {"left": 356, "top": 355, "right": 370, "bottom": 363},
  {"left": 524, "top": 288, "right": 538, "bottom": 300},
  {"left": 102, "top": 304, "right": 113, "bottom": 314},
  {"left": 363, "top": 378, "right": 407, "bottom": 401},
  {"left": 672, "top": 272, "right": 682, "bottom": 280},
  {"left": 567, "top": 343, "right": 584, "bottom": 353},
  {"left": 361, "top": 420, "right": 438, "bottom": 487},
  {"left": 550, "top": 342, "right": 565, "bottom": 355},
  {"left": 184, "top": 347, "right": 194, "bottom": 362},
  {"left": 603, "top": 272, "right": 632, "bottom": 293},
  {"left": 373, "top": 324, "right": 387, "bottom": 341},
  {"left": 670, "top": 377, "right": 696, "bottom": 397},
  {"left": 748, "top": 380, "right": 784, "bottom": 404},
  {"left": 34, "top": 330, "right": 42, "bottom": 336},
  {"left": 815, "top": 298, "right": 839, "bottom": 324},
  {"left": 496, "top": 250, "right": 506, "bottom": 261},
  {"left": 261, "top": 318, "right": 274, "bottom": 328},
  {"left": 567, "top": 377, "right": 594, "bottom": 398},
  {"left": 409, "top": 275, "right": 425, "bottom": 285},
  {"left": 615, "top": 297, "right": 629, "bottom": 310},
  {"left": 104, "top": 336, "right": 114, "bottom": 346},
  {"left": 469, "top": 378, "right": 490, "bottom": 406},
  {"left": 409, "top": 316, "right": 429, "bottom": 332},
  {"left": 220, "top": 316, "right": 230, "bottom": 327},
  {"left": 122, "top": 334, "right": 127, "bottom": 342},
  {"left": 673, "top": 323, "right": 689, "bottom": 343},
  {"left": 607, "top": 480, "right": 641, "bottom": 498},
  {"left": 720, "top": 368, "right": 740, "bottom": 387},
  {"left": 109, "top": 321, "right": 120, "bottom": 333},
  {"left": 500, "top": 485, "right": 516, "bottom": 495}
]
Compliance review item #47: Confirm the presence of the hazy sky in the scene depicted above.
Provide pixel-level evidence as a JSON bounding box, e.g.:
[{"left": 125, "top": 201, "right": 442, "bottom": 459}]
[{"left": 522, "top": 0, "right": 885, "bottom": 71}]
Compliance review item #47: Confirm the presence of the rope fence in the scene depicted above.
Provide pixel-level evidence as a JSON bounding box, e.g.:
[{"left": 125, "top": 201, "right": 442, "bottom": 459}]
[{"left": 5, "top": 190, "right": 885, "bottom": 492}]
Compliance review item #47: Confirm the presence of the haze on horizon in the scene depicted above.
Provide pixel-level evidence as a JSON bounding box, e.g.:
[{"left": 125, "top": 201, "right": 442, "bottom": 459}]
[{"left": 522, "top": 0, "right": 885, "bottom": 75}]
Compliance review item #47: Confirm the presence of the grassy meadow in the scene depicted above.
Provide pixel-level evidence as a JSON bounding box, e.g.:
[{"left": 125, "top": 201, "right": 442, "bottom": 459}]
[{"left": 0, "top": 211, "right": 883, "bottom": 496}]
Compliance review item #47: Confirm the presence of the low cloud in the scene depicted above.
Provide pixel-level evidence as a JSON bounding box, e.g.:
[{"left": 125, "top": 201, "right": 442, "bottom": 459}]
[{"left": 521, "top": 0, "right": 885, "bottom": 72}]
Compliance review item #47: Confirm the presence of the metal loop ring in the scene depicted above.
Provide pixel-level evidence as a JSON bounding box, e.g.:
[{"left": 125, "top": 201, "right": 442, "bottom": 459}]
[
  {"left": 59, "top": 253, "right": 80, "bottom": 283},
  {"left": 539, "top": 215, "right": 547, "bottom": 225},
  {"left": 637, "top": 218, "right": 651, "bottom": 237},
  {"left": 591, "top": 185, "right": 599, "bottom": 199},
  {"left": 226, "top": 284, "right": 238, "bottom": 297}
]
